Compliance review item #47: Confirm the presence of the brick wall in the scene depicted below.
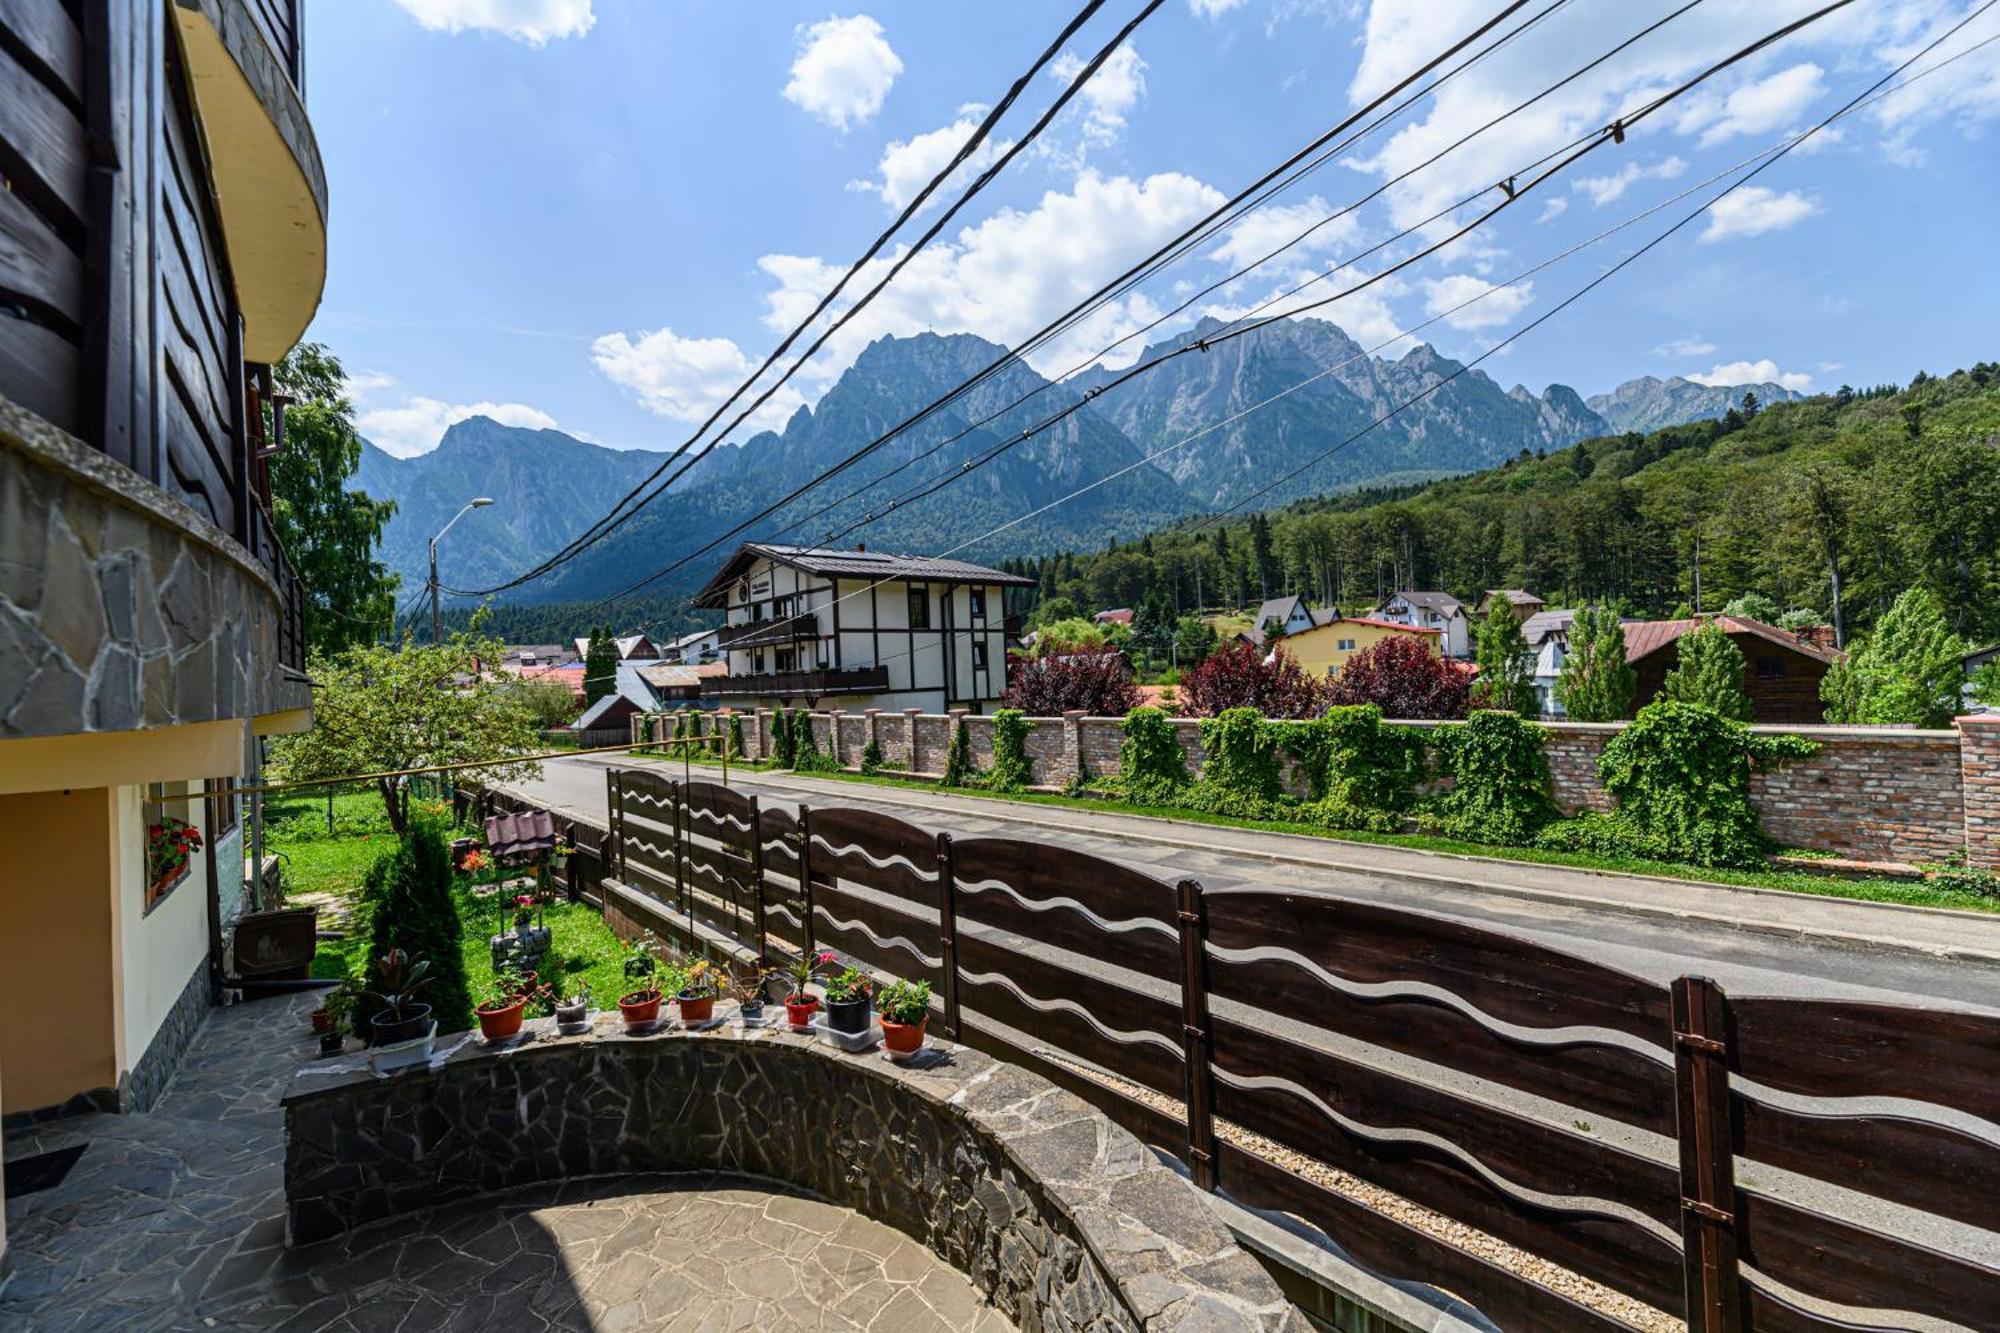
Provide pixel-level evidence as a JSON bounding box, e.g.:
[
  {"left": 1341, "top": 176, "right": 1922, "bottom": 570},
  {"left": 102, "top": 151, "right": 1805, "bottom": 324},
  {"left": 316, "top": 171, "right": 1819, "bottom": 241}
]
[{"left": 743, "top": 708, "right": 1996, "bottom": 866}]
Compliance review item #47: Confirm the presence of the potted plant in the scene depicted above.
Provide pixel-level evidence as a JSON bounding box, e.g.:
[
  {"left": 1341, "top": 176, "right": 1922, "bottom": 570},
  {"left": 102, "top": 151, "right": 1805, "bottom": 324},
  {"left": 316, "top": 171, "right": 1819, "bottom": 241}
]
[
  {"left": 782, "top": 950, "right": 837, "bottom": 1028},
  {"left": 364, "top": 949, "right": 435, "bottom": 1046},
  {"left": 623, "top": 930, "right": 660, "bottom": 980},
  {"left": 675, "top": 956, "right": 722, "bottom": 1024},
  {"left": 318, "top": 979, "right": 360, "bottom": 1049},
  {"left": 475, "top": 976, "right": 528, "bottom": 1041},
  {"left": 618, "top": 983, "right": 663, "bottom": 1029},
  {"left": 512, "top": 894, "right": 536, "bottom": 935},
  {"left": 823, "top": 967, "right": 874, "bottom": 1035},
  {"left": 729, "top": 959, "right": 775, "bottom": 1024},
  {"left": 550, "top": 838, "right": 575, "bottom": 873},
  {"left": 555, "top": 984, "right": 591, "bottom": 1030},
  {"left": 877, "top": 979, "right": 932, "bottom": 1055}
]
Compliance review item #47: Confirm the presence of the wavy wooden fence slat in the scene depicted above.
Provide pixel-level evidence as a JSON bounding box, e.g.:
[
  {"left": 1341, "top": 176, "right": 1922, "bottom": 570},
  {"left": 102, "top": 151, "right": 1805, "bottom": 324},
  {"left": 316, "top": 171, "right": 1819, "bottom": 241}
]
[{"left": 592, "top": 771, "right": 2000, "bottom": 1333}]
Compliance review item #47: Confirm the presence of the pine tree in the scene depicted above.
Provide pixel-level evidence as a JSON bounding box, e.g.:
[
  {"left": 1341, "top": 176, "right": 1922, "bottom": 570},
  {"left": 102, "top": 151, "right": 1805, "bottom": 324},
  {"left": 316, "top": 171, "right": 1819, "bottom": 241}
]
[
  {"left": 584, "top": 625, "right": 618, "bottom": 706},
  {"left": 1824, "top": 586, "right": 1967, "bottom": 727},
  {"left": 1472, "top": 602, "right": 1537, "bottom": 715},
  {"left": 1555, "top": 607, "right": 1635, "bottom": 721},
  {"left": 363, "top": 818, "right": 472, "bottom": 1036},
  {"left": 1660, "top": 622, "right": 1752, "bottom": 720}
]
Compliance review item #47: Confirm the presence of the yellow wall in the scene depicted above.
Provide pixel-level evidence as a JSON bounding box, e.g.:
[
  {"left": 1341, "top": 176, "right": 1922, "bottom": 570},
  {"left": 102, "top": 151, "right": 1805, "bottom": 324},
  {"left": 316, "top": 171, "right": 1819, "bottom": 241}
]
[
  {"left": 1279, "top": 620, "right": 1441, "bottom": 679},
  {"left": 0, "top": 789, "right": 119, "bottom": 1113}
]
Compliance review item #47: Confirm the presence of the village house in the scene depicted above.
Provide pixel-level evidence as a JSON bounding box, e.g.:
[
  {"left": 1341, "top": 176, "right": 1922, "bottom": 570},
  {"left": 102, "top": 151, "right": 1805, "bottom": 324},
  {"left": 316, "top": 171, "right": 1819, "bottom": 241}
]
[
  {"left": 0, "top": 0, "right": 322, "bottom": 1158},
  {"left": 662, "top": 626, "right": 723, "bottom": 664},
  {"left": 1625, "top": 614, "right": 1844, "bottom": 724},
  {"left": 693, "top": 543, "right": 1032, "bottom": 713},
  {"left": 1092, "top": 608, "right": 1134, "bottom": 627},
  {"left": 1374, "top": 591, "right": 1474, "bottom": 658},
  {"left": 1476, "top": 588, "right": 1547, "bottom": 620},
  {"left": 1275, "top": 615, "right": 1442, "bottom": 677},
  {"left": 572, "top": 632, "right": 662, "bottom": 662},
  {"left": 1239, "top": 594, "right": 1321, "bottom": 646},
  {"left": 1520, "top": 608, "right": 1641, "bottom": 718}
]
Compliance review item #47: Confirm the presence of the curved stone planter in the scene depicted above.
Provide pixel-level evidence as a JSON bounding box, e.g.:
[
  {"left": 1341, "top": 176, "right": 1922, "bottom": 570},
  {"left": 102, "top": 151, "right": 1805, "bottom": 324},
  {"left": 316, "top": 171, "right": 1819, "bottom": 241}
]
[{"left": 283, "top": 1017, "right": 1303, "bottom": 1332}]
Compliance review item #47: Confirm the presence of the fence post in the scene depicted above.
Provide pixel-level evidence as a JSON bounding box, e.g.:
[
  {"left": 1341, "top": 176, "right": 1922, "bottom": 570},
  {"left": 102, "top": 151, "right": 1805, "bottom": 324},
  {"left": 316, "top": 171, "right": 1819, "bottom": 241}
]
[
  {"left": 1176, "top": 878, "right": 1217, "bottom": 1192},
  {"left": 935, "top": 831, "right": 961, "bottom": 1040},
  {"left": 748, "top": 796, "right": 766, "bottom": 960},
  {"left": 797, "top": 803, "right": 816, "bottom": 959},
  {"left": 1673, "top": 975, "right": 1744, "bottom": 1333},
  {"left": 607, "top": 768, "right": 625, "bottom": 883},
  {"left": 670, "top": 779, "right": 686, "bottom": 919}
]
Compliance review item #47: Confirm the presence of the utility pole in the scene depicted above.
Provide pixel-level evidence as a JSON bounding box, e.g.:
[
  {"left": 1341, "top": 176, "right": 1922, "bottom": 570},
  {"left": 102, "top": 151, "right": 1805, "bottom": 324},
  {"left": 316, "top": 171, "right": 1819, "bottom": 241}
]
[{"left": 428, "top": 496, "right": 493, "bottom": 645}]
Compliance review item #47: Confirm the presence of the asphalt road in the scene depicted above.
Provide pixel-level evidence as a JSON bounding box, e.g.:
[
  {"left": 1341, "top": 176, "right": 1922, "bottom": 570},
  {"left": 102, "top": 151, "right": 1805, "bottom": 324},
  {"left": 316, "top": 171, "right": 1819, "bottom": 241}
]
[{"left": 506, "top": 754, "right": 2000, "bottom": 1010}]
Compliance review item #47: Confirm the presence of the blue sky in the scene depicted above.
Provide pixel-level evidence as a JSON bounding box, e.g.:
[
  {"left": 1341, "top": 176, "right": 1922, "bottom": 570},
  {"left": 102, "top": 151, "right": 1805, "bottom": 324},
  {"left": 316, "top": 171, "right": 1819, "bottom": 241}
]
[{"left": 303, "top": 1, "right": 2000, "bottom": 457}]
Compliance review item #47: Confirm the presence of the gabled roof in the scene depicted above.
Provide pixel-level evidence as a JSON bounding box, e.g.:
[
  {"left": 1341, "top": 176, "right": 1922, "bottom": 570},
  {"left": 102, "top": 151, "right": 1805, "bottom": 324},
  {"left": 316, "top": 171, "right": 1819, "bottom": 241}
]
[
  {"left": 1093, "top": 608, "right": 1134, "bottom": 625},
  {"left": 1623, "top": 615, "right": 1844, "bottom": 666},
  {"left": 1381, "top": 591, "right": 1464, "bottom": 615},
  {"left": 572, "top": 691, "right": 640, "bottom": 730},
  {"left": 1477, "top": 589, "right": 1545, "bottom": 613},
  {"left": 693, "top": 542, "right": 1034, "bottom": 608},
  {"left": 1288, "top": 615, "right": 1439, "bottom": 638}
]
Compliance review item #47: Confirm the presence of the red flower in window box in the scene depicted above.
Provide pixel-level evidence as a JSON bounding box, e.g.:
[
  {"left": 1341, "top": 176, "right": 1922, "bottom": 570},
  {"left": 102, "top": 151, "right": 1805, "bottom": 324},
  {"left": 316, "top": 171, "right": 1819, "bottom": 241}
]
[{"left": 147, "top": 816, "right": 204, "bottom": 897}]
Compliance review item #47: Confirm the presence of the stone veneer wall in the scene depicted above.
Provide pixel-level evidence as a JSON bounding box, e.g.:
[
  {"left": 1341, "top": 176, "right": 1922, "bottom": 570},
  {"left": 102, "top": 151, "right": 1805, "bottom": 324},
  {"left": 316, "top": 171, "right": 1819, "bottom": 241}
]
[
  {"left": 123, "top": 956, "right": 210, "bottom": 1112},
  {"left": 733, "top": 705, "right": 1999, "bottom": 867},
  {"left": 0, "top": 399, "right": 310, "bottom": 737},
  {"left": 284, "top": 1020, "right": 1303, "bottom": 1333}
]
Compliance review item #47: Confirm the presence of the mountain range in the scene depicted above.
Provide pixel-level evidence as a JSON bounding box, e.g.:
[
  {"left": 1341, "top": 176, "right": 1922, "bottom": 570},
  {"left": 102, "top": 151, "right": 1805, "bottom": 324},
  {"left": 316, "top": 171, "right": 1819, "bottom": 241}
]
[{"left": 356, "top": 321, "right": 1798, "bottom": 612}]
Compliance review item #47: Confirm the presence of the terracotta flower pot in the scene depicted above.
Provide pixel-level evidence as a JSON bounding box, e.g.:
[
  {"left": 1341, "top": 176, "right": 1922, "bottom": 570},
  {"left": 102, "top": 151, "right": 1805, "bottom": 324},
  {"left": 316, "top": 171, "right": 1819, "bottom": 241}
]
[
  {"left": 310, "top": 1008, "right": 332, "bottom": 1034},
  {"left": 783, "top": 993, "right": 819, "bottom": 1027},
  {"left": 677, "top": 993, "right": 715, "bottom": 1023},
  {"left": 881, "top": 1015, "right": 927, "bottom": 1055},
  {"left": 476, "top": 998, "right": 526, "bottom": 1041},
  {"left": 619, "top": 989, "right": 663, "bottom": 1027}
]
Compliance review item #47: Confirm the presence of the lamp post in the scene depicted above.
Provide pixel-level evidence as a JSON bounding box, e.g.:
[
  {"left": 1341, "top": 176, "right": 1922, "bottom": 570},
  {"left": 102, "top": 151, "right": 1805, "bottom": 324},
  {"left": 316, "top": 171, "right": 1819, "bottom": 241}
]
[{"left": 429, "top": 497, "right": 494, "bottom": 644}]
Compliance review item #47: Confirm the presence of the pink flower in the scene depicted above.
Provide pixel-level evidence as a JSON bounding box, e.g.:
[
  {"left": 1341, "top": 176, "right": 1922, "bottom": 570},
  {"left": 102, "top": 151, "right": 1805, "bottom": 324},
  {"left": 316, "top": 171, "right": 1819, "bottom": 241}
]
[
  {"left": 515, "top": 894, "right": 534, "bottom": 908},
  {"left": 816, "top": 951, "right": 837, "bottom": 964}
]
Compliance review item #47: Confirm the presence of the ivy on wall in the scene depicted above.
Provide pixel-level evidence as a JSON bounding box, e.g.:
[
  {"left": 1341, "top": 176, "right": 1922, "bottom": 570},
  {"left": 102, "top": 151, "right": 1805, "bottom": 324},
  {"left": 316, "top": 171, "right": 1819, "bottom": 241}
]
[
  {"left": 1426, "top": 710, "right": 1556, "bottom": 845},
  {"left": 791, "top": 709, "right": 835, "bottom": 773},
  {"left": 989, "top": 710, "right": 1032, "bottom": 792},
  {"left": 1120, "top": 707, "right": 1189, "bottom": 804}
]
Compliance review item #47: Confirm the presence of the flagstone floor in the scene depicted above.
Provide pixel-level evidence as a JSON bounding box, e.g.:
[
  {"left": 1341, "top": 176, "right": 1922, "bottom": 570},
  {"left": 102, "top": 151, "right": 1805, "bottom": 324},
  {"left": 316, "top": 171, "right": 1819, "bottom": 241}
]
[{"left": 1, "top": 992, "right": 1012, "bottom": 1332}]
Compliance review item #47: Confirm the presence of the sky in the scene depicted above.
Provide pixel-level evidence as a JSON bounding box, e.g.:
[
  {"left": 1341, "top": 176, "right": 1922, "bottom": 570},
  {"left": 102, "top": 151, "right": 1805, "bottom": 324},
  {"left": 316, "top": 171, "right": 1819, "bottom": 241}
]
[{"left": 302, "top": 0, "right": 2000, "bottom": 458}]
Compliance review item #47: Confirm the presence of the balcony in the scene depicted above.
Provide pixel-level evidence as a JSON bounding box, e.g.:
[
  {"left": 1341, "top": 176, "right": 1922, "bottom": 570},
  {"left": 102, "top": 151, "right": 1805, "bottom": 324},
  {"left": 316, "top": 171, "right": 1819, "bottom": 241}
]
[
  {"left": 715, "top": 614, "right": 820, "bottom": 652},
  {"left": 700, "top": 666, "right": 890, "bottom": 699}
]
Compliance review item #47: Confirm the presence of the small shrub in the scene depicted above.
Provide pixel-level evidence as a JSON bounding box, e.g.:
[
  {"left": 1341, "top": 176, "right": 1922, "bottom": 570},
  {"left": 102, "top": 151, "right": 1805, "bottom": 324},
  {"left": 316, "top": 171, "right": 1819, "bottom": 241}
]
[
  {"left": 1282, "top": 705, "right": 1425, "bottom": 816},
  {"left": 726, "top": 713, "right": 745, "bottom": 760},
  {"left": 1196, "top": 708, "right": 1284, "bottom": 804},
  {"left": 941, "top": 716, "right": 976, "bottom": 788},
  {"left": 1925, "top": 863, "right": 2000, "bottom": 900},
  {"left": 860, "top": 735, "right": 885, "bottom": 775},
  {"left": 989, "top": 710, "right": 1032, "bottom": 792},
  {"left": 791, "top": 709, "right": 834, "bottom": 772},
  {"left": 773, "top": 709, "right": 796, "bottom": 767},
  {"left": 1428, "top": 710, "right": 1555, "bottom": 845},
  {"left": 1119, "top": 706, "right": 1187, "bottom": 804}
]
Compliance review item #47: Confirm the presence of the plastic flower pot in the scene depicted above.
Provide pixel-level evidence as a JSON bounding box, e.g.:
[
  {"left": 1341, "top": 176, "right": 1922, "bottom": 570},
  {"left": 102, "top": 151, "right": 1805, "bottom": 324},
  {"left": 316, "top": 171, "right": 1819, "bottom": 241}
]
[
  {"left": 783, "top": 993, "right": 820, "bottom": 1027},
  {"left": 555, "top": 999, "right": 588, "bottom": 1028},
  {"left": 618, "top": 989, "right": 663, "bottom": 1027},
  {"left": 824, "top": 994, "right": 872, "bottom": 1035},
  {"left": 317, "top": 1031, "right": 343, "bottom": 1057},
  {"left": 881, "top": 1015, "right": 927, "bottom": 1055},
  {"left": 738, "top": 998, "right": 767, "bottom": 1023},
  {"left": 476, "top": 998, "right": 526, "bottom": 1041},
  {"left": 370, "top": 1003, "right": 434, "bottom": 1047},
  {"left": 676, "top": 992, "right": 715, "bottom": 1024}
]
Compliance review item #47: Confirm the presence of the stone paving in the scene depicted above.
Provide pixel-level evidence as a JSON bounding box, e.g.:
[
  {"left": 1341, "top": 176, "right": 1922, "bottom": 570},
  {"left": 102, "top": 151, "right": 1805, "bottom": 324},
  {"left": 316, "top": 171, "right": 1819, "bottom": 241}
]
[{"left": 1, "top": 991, "right": 1012, "bottom": 1332}]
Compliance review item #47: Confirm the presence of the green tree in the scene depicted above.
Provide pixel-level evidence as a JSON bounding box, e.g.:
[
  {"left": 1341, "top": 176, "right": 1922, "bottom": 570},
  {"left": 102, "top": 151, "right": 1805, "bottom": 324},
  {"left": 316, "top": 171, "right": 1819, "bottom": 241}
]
[
  {"left": 1720, "top": 591, "right": 1783, "bottom": 623},
  {"left": 267, "top": 344, "right": 399, "bottom": 654},
  {"left": 1035, "top": 617, "right": 1111, "bottom": 656},
  {"left": 503, "top": 675, "right": 579, "bottom": 729},
  {"left": 584, "top": 625, "right": 618, "bottom": 706},
  {"left": 1660, "top": 622, "right": 1752, "bottom": 720},
  {"left": 1471, "top": 603, "right": 1537, "bottom": 715},
  {"left": 1554, "top": 607, "right": 1635, "bottom": 721},
  {"left": 1172, "top": 613, "right": 1218, "bottom": 666},
  {"left": 1969, "top": 659, "right": 2000, "bottom": 707},
  {"left": 1823, "top": 587, "right": 1968, "bottom": 727},
  {"left": 270, "top": 620, "right": 542, "bottom": 834}
]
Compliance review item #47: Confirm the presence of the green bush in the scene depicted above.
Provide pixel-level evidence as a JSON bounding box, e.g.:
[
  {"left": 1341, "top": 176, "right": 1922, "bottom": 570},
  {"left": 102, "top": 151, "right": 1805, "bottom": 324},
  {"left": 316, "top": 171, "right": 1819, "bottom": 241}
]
[
  {"left": 361, "top": 817, "right": 473, "bottom": 1036},
  {"left": 1428, "top": 710, "right": 1556, "bottom": 845},
  {"left": 1590, "top": 700, "right": 1815, "bottom": 868},
  {"left": 989, "top": 710, "right": 1032, "bottom": 792},
  {"left": 860, "top": 735, "right": 885, "bottom": 775},
  {"left": 941, "top": 717, "right": 976, "bottom": 788},
  {"left": 1120, "top": 706, "right": 1188, "bottom": 803},
  {"left": 1196, "top": 708, "right": 1283, "bottom": 804},
  {"left": 792, "top": 709, "right": 834, "bottom": 772},
  {"left": 726, "top": 713, "right": 745, "bottom": 760},
  {"left": 773, "top": 709, "right": 796, "bottom": 767},
  {"left": 1660, "top": 623, "right": 1752, "bottom": 721}
]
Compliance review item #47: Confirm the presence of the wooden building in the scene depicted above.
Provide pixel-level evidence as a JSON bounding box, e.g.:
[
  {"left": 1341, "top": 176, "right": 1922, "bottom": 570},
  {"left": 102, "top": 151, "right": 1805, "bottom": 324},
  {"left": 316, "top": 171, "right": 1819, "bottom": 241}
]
[
  {"left": 1625, "top": 615, "right": 1844, "bottom": 724},
  {"left": 692, "top": 543, "right": 1033, "bottom": 713}
]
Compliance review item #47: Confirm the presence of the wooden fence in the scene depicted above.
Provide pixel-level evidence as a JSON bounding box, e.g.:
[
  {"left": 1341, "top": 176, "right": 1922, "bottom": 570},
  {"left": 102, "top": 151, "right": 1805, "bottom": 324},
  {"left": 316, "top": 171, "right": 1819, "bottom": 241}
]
[{"left": 602, "top": 768, "right": 2000, "bottom": 1333}]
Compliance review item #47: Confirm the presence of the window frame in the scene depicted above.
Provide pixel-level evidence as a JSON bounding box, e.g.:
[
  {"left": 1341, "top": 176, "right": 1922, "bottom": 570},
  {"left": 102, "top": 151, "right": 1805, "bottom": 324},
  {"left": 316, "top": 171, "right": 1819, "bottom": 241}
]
[
  {"left": 907, "top": 584, "right": 932, "bottom": 630},
  {"left": 143, "top": 782, "right": 197, "bottom": 914}
]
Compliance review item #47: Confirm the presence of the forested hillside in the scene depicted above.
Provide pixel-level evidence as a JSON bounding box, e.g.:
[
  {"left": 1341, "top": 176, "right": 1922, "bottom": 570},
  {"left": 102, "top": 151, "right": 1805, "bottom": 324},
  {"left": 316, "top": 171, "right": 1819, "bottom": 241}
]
[{"left": 1010, "top": 365, "right": 2000, "bottom": 646}]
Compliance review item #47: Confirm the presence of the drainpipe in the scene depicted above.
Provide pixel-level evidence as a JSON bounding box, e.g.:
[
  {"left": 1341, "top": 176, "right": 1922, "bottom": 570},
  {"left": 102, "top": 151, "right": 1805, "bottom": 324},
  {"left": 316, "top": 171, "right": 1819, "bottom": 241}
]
[{"left": 204, "top": 781, "right": 225, "bottom": 1004}]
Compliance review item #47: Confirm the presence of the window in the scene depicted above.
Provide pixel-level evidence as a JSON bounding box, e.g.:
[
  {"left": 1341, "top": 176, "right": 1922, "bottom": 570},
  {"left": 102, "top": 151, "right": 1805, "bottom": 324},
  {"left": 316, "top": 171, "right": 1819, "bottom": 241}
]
[
  {"left": 972, "top": 641, "right": 989, "bottom": 670},
  {"left": 969, "top": 588, "right": 987, "bottom": 619},
  {"left": 1756, "top": 655, "right": 1785, "bottom": 680},
  {"left": 1337, "top": 638, "right": 1357, "bottom": 652},
  {"left": 143, "top": 782, "right": 201, "bottom": 912},
  {"left": 907, "top": 585, "right": 931, "bottom": 629}
]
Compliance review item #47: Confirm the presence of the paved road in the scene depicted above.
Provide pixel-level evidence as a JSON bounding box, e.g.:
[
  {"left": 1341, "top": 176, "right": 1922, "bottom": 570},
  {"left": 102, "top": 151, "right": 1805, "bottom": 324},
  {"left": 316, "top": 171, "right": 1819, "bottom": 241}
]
[{"left": 505, "top": 755, "right": 2000, "bottom": 1010}]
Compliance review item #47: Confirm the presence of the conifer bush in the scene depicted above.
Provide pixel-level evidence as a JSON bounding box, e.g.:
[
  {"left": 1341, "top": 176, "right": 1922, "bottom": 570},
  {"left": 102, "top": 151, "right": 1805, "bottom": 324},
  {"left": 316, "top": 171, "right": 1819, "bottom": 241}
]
[
  {"left": 361, "top": 817, "right": 473, "bottom": 1035},
  {"left": 989, "top": 710, "right": 1032, "bottom": 792},
  {"left": 941, "top": 715, "right": 976, "bottom": 787}
]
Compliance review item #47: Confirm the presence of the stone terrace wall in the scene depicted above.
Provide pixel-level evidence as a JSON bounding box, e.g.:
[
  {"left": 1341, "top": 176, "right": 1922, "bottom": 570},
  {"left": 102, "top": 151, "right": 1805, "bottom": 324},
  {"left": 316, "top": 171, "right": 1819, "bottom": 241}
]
[
  {"left": 730, "top": 705, "right": 1998, "bottom": 867},
  {"left": 284, "top": 1021, "right": 1302, "bottom": 1333}
]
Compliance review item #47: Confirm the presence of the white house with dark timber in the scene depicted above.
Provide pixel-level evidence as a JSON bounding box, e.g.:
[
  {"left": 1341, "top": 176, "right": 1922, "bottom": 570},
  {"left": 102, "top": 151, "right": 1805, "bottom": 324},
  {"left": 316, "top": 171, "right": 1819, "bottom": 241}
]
[{"left": 692, "top": 544, "right": 1034, "bottom": 713}]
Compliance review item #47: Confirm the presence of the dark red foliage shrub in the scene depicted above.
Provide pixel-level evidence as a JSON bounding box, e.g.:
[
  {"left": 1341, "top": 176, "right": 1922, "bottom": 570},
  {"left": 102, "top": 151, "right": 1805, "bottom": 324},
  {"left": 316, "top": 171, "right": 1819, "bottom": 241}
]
[
  {"left": 1324, "top": 635, "right": 1470, "bottom": 720},
  {"left": 1176, "top": 642, "right": 1328, "bottom": 719},
  {"left": 1002, "top": 647, "right": 1141, "bottom": 716}
]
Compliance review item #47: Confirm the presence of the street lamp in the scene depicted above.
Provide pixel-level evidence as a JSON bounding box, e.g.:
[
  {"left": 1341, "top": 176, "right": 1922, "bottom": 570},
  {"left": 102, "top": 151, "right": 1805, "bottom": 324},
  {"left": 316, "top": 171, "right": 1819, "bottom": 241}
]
[{"left": 430, "top": 497, "right": 494, "bottom": 645}]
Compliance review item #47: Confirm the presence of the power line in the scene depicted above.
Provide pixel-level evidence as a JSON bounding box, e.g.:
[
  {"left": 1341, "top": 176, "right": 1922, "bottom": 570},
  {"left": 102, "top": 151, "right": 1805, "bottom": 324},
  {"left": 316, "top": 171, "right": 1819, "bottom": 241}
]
[
  {"left": 450, "top": 1, "right": 1543, "bottom": 601},
  {"left": 452, "top": 0, "right": 1154, "bottom": 597}
]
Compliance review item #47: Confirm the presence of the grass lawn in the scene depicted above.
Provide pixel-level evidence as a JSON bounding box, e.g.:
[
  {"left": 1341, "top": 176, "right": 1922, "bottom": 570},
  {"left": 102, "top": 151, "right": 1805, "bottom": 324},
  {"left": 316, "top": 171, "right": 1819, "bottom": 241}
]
[
  {"left": 270, "top": 786, "right": 632, "bottom": 1008},
  {"left": 661, "top": 758, "right": 2000, "bottom": 916}
]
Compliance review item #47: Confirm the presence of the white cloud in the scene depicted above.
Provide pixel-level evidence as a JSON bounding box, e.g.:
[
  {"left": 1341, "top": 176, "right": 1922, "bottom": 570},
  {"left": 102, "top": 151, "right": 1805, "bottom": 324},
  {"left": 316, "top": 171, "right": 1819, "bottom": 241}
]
[
  {"left": 851, "top": 112, "right": 1012, "bottom": 210},
  {"left": 1572, "top": 155, "right": 1685, "bottom": 207},
  {"left": 590, "top": 327, "right": 806, "bottom": 434},
  {"left": 358, "top": 396, "right": 561, "bottom": 458},
  {"left": 1536, "top": 196, "right": 1568, "bottom": 223},
  {"left": 1675, "top": 62, "right": 1824, "bottom": 146},
  {"left": 1208, "top": 196, "right": 1361, "bottom": 270},
  {"left": 783, "top": 14, "right": 902, "bottom": 130},
  {"left": 1422, "top": 273, "right": 1533, "bottom": 330},
  {"left": 390, "top": 0, "right": 592, "bottom": 45},
  {"left": 1188, "top": 0, "right": 1247, "bottom": 15},
  {"left": 1687, "top": 358, "right": 1813, "bottom": 391},
  {"left": 1700, "top": 186, "right": 1817, "bottom": 241},
  {"left": 1653, "top": 335, "right": 1718, "bottom": 357},
  {"left": 1049, "top": 43, "right": 1148, "bottom": 149}
]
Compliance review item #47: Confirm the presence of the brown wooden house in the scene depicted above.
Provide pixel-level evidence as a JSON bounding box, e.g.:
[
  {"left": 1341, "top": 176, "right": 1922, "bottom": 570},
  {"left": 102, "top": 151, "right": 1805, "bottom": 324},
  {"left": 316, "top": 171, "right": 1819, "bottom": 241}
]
[{"left": 1626, "top": 615, "right": 1844, "bottom": 724}]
